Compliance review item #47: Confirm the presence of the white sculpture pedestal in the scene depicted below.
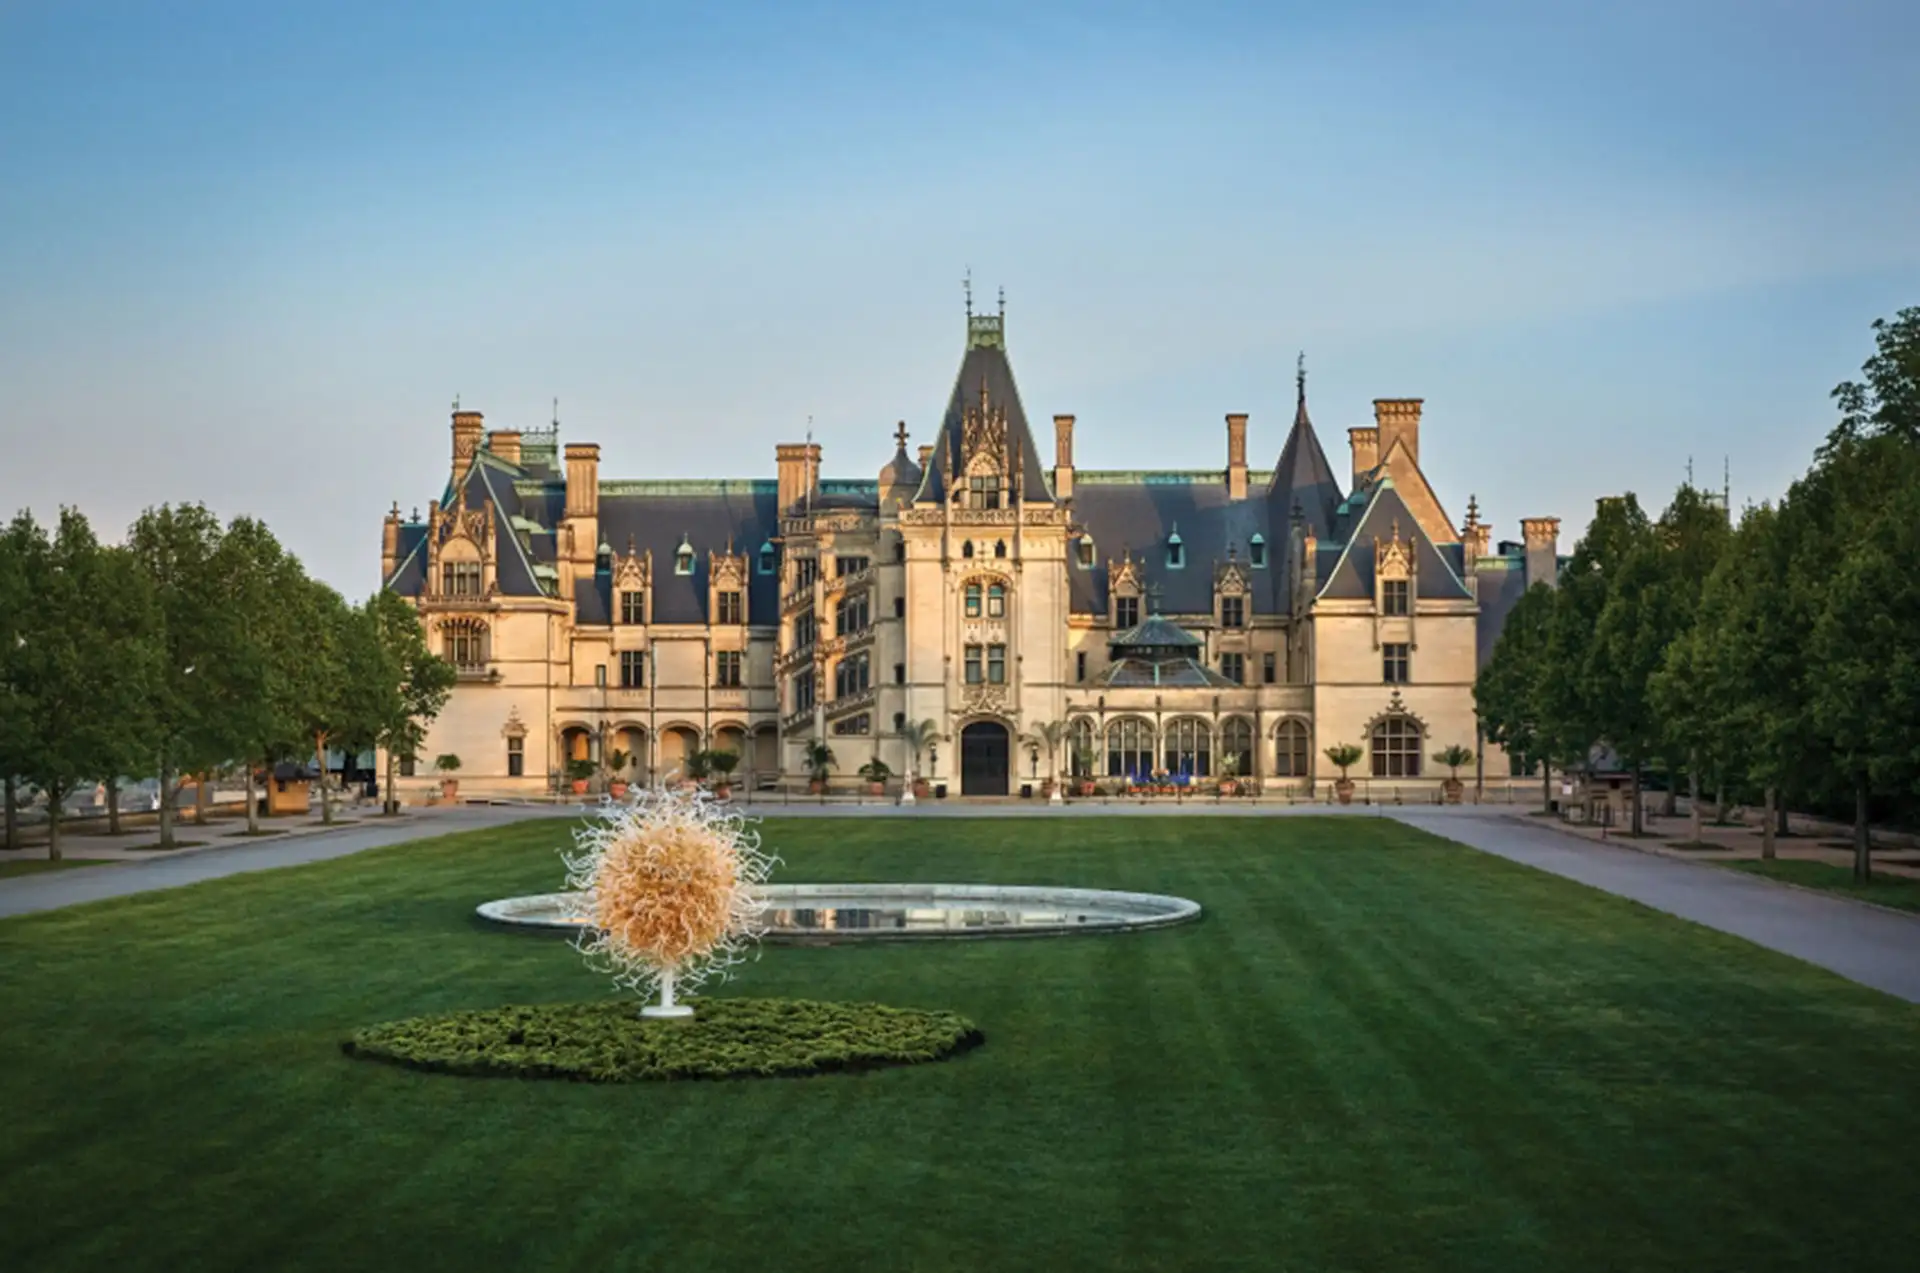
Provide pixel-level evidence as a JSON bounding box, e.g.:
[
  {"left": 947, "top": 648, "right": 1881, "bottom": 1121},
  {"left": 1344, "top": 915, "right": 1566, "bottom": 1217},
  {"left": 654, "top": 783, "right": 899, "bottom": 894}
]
[{"left": 641, "top": 968, "right": 694, "bottom": 1019}]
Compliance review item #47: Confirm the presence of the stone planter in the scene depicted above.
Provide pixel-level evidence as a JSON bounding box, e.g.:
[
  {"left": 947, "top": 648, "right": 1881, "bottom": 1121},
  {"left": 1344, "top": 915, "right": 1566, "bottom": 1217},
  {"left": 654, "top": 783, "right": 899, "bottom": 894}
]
[
  {"left": 1443, "top": 778, "right": 1463, "bottom": 805},
  {"left": 608, "top": 780, "right": 629, "bottom": 799},
  {"left": 439, "top": 778, "right": 459, "bottom": 801},
  {"left": 912, "top": 778, "right": 930, "bottom": 799},
  {"left": 712, "top": 783, "right": 732, "bottom": 800},
  {"left": 1076, "top": 780, "right": 1096, "bottom": 797},
  {"left": 1335, "top": 778, "right": 1355, "bottom": 805},
  {"left": 809, "top": 778, "right": 827, "bottom": 795},
  {"left": 570, "top": 779, "right": 589, "bottom": 795},
  {"left": 1218, "top": 779, "right": 1237, "bottom": 797},
  {"left": 866, "top": 781, "right": 885, "bottom": 796}
]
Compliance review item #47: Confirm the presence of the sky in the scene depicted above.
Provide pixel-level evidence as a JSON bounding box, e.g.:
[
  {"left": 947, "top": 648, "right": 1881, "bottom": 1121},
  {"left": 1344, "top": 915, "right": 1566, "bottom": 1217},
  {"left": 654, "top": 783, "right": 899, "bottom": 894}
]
[{"left": 2, "top": 0, "right": 1916, "bottom": 594}]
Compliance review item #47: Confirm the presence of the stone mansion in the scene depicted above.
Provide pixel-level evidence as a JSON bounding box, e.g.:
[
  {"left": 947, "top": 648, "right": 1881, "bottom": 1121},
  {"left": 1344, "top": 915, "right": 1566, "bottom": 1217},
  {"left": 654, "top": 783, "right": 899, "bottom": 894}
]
[{"left": 381, "top": 304, "right": 1561, "bottom": 798}]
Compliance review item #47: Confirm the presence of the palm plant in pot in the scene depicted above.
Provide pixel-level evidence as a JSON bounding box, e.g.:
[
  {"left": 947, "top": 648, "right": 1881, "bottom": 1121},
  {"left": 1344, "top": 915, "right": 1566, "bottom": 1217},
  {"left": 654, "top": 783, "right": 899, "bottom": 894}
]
[
  {"left": 1216, "top": 752, "right": 1240, "bottom": 797},
  {"left": 706, "top": 748, "right": 740, "bottom": 798},
  {"left": 896, "top": 719, "right": 938, "bottom": 800},
  {"left": 804, "top": 740, "right": 835, "bottom": 795},
  {"left": 565, "top": 757, "right": 596, "bottom": 795},
  {"left": 434, "top": 754, "right": 461, "bottom": 802},
  {"left": 1434, "top": 744, "right": 1475, "bottom": 804},
  {"left": 1072, "top": 743, "right": 1097, "bottom": 796},
  {"left": 680, "top": 747, "right": 713, "bottom": 792},
  {"left": 857, "top": 757, "right": 891, "bottom": 796},
  {"left": 605, "top": 749, "right": 631, "bottom": 798},
  {"left": 1324, "top": 743, "right": 1363, "bottom": 804}
]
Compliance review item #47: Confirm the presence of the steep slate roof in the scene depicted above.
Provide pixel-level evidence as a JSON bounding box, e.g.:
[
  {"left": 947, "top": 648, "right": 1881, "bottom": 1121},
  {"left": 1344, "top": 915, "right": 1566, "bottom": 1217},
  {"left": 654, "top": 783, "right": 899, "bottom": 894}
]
[
  {"left": 1264, "top": 371, "right": 1345, "bottom": 542},
  {"left": 1066, "top": 475, "right": 1278, "bottom": 617},
  {"left": 1315, "top": 479, "right": 1473, "bottom": 603},
  {"left": 585, "top": 487, "right": 783, "bottom": 625},
  {"left": 915, "top": 316, "right": 1055, "bottom": 506}
]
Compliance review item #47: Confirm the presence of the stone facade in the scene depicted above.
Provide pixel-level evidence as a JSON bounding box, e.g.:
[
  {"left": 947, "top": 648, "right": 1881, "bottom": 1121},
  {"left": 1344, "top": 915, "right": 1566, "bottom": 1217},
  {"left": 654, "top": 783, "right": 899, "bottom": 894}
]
[{"left": 381, "top": 307, "right": 1560, "bottom": 798}]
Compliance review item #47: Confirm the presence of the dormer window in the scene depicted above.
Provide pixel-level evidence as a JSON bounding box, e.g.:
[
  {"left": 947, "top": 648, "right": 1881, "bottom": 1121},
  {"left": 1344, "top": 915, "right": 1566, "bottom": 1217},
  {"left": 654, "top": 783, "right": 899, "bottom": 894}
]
[
  {"left": 1382, "top": 578, "right": 1410, "bottom": 616},
  {"left": 1249, "top": 534, "right": 1267, "bottom": 569},
  {"left": 674, "top": 534, "right": 695, "bottom": 576},
  {"left": 968, "top": 474, "right": 1002, "bottom": 510},
  {"left": 1076, "top": 536, "right": 1095, "bottom": 568},
  {"left": 596, "top": 540, "right": 613, "bottom": 574},
  {"left": 758, "top": 541, "right": 776, "bottom": 575},
  {"left": 1166, "top": 527, "right": 1185, "bottom": 570}
]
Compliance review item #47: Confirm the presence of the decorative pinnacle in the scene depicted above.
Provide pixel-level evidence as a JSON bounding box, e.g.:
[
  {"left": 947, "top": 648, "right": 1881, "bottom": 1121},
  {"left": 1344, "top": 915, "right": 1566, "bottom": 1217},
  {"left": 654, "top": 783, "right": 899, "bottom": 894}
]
[
  {"left": 1465, "top": 494, "right": 1480, "bottom": 528},
  {"left": 964, "top": 267, "right": 972, "bottom": 319},
  {"left": 894, "top": 420, "right": 909, "bottom": 451}
]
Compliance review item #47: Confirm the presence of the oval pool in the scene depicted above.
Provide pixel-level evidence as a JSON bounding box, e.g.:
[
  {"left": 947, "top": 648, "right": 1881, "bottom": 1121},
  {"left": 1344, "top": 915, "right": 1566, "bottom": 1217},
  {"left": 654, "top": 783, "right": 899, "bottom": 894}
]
[{"left": 477, "top": 883, "right": 1201, "bottom": 942}]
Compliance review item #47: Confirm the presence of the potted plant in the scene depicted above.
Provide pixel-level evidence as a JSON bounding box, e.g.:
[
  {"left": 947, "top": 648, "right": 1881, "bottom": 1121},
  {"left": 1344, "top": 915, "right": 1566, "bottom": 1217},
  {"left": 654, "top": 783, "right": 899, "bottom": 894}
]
[
  {"left": 896, "top": 719, "right": 939, "bottom": 801},
  {"left": 706, "top": 749, "right": 740, "bottom": 799},
  {"left": 1434, "top": 745, "right": 1475, "bottom": 804},
  {"left": 804, "top": 741, "right": 835, "bottom": 795},
  {"left": 1072, "top": 744, "right": 1097, "bottom": 797},
  {"left": 566, "top": 757, "right": 595, "bottom": 795},
  {"left": 606, "top": 748, "right": 631, "bottom": 799},
  {"left": 1216, "top": 753, "right": 1240, "bottom": 797},
  {"left": 1324, "top": 744, "right": 1364, "bottom": 804},
  {"left": 858, "top": 757, "right": 891, "bottom": 796},
  {"left": 434, "top": 754, "right": 461, "bottom": 801}
]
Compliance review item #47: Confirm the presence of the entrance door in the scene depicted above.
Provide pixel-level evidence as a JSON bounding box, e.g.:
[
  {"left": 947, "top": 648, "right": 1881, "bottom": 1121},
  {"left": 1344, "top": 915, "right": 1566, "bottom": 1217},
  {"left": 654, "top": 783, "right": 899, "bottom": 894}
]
[{"left": 960, "top": 722, "right": 1010, "bottom": 796}]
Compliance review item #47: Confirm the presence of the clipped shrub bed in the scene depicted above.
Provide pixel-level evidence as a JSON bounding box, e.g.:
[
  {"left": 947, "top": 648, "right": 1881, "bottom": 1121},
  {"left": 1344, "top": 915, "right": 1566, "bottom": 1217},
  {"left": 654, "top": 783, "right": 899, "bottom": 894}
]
[{"left": 343, "top": 997, "right": 982, "bottom": 1082}]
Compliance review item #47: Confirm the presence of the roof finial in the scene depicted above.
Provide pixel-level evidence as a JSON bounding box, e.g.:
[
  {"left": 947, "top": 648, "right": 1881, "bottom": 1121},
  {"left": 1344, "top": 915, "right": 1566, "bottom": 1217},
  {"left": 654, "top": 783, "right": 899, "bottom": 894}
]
[
  {"left": 452, "top": 393, "right": 460, "bottom": 412},
  {"left": 894, "top": 420, "right": 909, "bottom": 452},
  {"left": 964, "top": 268, "right": 973, "bottom": 319},
  {"left": 552, "top": 397, "right": 560, "bottom": 428},
  {"left": 1465, "top": 494, "right": 1480, "bottom": 529},
  {"left": 998, "top": 285, "right": 1005, "bottom": 320}
]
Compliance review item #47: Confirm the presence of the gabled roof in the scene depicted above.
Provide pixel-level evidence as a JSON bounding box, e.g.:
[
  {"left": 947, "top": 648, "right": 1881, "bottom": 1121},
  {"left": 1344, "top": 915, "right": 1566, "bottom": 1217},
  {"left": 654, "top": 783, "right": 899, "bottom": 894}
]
[
  {"left": 1316, "top": 480, "right": 1473, "bottom": 603},
  {"left": 1066, "top": 475, "right": 1276, "bottom": 616},
  {"left": 915, "top": 313, "right": 1055, "bottom": 505}
]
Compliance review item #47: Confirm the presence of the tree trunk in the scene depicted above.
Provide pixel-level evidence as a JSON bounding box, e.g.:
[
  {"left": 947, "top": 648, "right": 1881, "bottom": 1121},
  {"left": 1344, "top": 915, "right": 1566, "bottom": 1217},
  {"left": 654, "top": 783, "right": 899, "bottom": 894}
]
[
  {"left": 1777, "top": 802, "right": 1790, "bottom": 837},
  {"left": 1630, "top": 762, "right": 1644, "bottom": 836},
  {"left": 1761, "top": 786, "right": 1777, "bottom": 861},
  {"left": 1687, "top": 753, "right": 1701, "bottom": 844},
  {"left": 193, "top": 774, "right": 209, "bottom": 825},
  {"left": 158, "top": 759, "right": 176, "bottom": 849},
  {"left": 385, "top": 749, "right": 399, "bottom": 816},
  {"left": 47, "top": 787, "right": 63, "bottom": 862},
  {"left": 107, "top": 779, "right": 121, "bottom": 836},
  {"left": 1853, "top": 781, "right": 1871, "bottom": 884},
  {"left": 1541, "top": 761, "right": 1552, "bottom": 814},
  {"left": 244, "top": 762, "right": 260, "bottom": 834},
  {"left": 1661, "top": 771, "right": 1677, "bottom": 818},
  {"left": 1713, "top": 780, "right": 1725, "bottom": 826},
  {"left": 315, "top": 735, "right": 332, "bottom": 824},
  {"left": 3, "top": 776, "right": 16, "bottom": 851}
]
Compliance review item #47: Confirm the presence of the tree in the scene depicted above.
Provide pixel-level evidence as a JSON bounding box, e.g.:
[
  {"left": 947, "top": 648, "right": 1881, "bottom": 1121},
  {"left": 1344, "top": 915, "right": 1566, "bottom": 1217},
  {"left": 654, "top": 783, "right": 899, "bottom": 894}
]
[
  {"left": 1023, "top": 719, "right": 1069, "bottom": 795},
  {"left": 897, "top": 719, "right": 940, "bottom": 789},
  {"left": 212, "top": 519, "right": 310, "bottom": 834},
  {"left": 367, "top": 590, "right": 454, "bottom": 816},
  {"left": 1806, "top": 435, "right": 1920, "bottom": 881},
  {"left": 13, "top": 511, "right": 158, "bottom": 860},
  {"left": 0, "top": 513, "right": 36, "bottom": 852},
  {"left": 1475, "top": 583, "right": 1558, "bottom": 808},
  {"left": 286, "top": 580, "right": 353, "bottom": 825},
  {"left": 126, "top": 505, "right": 243, "bottom": 848},
  {"left": 1829, "top": 306, "right": 1920, "bottom": 449}
]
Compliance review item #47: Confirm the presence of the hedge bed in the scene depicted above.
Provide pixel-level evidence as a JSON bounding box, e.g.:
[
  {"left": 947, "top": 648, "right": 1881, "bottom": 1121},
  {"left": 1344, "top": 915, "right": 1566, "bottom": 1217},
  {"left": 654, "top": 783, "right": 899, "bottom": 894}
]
[{"left": 343, "top": 997, "right": 983, "bottom": 1082}]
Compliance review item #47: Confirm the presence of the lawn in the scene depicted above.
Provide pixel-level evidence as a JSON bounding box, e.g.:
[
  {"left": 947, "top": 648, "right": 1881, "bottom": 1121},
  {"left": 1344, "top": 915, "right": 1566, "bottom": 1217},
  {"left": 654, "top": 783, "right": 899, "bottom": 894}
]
[
  {"left": 1731, "top": 857, "right": 1920, "bottom": 913},
  {"left": 3, "top": 817, "right": 1919, "bottom": 1272},
  {"left": 0, "top": 856, "right": 117, "bottom": 879}
]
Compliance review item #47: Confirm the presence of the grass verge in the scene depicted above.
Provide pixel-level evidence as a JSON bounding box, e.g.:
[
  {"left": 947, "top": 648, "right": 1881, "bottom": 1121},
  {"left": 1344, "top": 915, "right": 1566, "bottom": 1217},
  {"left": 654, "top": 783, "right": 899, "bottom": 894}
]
[{"left": 1729, "top": 858, "right": 1920, "bottom": 913}]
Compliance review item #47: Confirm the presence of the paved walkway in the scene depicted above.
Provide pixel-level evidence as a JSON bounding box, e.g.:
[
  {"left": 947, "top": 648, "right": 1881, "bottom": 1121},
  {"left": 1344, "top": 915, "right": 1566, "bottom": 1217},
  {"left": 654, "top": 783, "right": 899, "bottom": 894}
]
[
  {"left": 1395, "top": 809, "right": 1920, "bottom": 1004},
  {"left": 5, "top": 801, "right": 1918, "bottom": 1006}
]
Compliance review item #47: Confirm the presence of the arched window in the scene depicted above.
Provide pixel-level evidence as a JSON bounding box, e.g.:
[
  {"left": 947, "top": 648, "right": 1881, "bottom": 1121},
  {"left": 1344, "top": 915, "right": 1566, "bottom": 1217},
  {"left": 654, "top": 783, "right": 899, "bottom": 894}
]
[
  {"left": 1275, "top": 719, "right": 1310, "bottom": 777},
  {"left": 964, "top": 583, "right": 982, "bottom": 618},
  {"left": 1166, "top": 527, "right": 1185, "bottom": 569},
  {"left": 758, "top": 541, "right": 776, "bottom": 575},
  {"left": 1106, "top": 719, "right": 1154, "bottom": 781},
  {"left": 1076, "top": 536, "right": 1095, "bottom": 568},
  {"left": 994, "top": 540, "right": 1007, "bottom": 558},
  {"left": 674, "top": 534, "right": 695, "bottom": 576},
  {"left": 1068, "top": 718, "right": 1096, "bottom": 776},
  {"left": 987, "top": 584, "right": 1005, "bottom": 617},
  {"left": 1249, "top": 534, "right": 1267, "bottom": 569},
  {"left": 1371, "top": 715, "right": 1422, "bottom": 778},
  {"left": 1221, "top": 717, "right": 1253, "bottom": 777},
  {"left": 962, "top": 541, "right": 975, "bottom": 559},
  {"left": 1163, "top": 717, "right": 1211, "bottom": 778}
]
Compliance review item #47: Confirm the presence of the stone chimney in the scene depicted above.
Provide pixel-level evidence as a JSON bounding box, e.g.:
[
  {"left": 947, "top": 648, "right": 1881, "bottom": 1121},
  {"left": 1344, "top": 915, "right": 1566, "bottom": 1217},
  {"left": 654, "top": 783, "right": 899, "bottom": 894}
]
[
  {"left": 776, "top": 442, "right": 821, "bottom": 512},
  {"left": 381, "top": 502, "right": 401, "bottom": 582},
  {"left": 1373, "top": 399, "right": 1424, "bottom": 465},
  {"left": 1053, "top": 414, "right": 1076, "bottom": 501},
  {"left": 451, "top": 410, "right": 484, "bottom": 486},
  {"left": 564, "top": 443, "right": 600, "bottom": 520},
  {"left": 1225, "top": 413, "right": 1248, "bottom": 501},
  {"left": 918, "top": 444, "right": 934, "bottom": 473},
  {"left": 1348, "top": 427, "right": 1379, "bottom": 488},
  {"left": 1521, "top": 516, "right": 1561, "bottom": 588},
  {"left": 488, "top": 430, "right": 522, "bottom": 467}
]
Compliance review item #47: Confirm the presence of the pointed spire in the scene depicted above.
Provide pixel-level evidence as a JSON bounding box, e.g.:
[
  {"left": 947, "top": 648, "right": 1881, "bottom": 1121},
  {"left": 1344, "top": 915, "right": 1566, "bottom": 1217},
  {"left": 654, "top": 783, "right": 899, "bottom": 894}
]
[{"left": 1294, "top": 351, "right": 1311, "bottom": 427}]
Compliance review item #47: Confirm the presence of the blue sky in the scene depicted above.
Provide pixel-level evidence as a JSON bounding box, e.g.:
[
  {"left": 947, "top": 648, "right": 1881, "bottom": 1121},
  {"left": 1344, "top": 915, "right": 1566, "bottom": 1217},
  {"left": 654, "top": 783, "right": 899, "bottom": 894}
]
[{"left": 2, "top": 0, "right": 1915, "bottom": 591}]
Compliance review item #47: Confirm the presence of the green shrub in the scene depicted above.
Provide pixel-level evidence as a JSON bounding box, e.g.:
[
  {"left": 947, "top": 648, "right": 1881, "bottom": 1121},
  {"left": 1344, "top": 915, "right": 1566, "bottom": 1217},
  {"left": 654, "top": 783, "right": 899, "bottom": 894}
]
[{"left": 343, "top": 997, "right": 982, "bottom": 1082}]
